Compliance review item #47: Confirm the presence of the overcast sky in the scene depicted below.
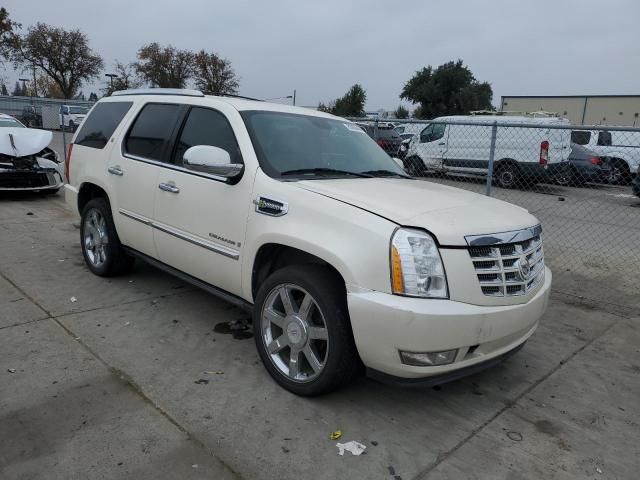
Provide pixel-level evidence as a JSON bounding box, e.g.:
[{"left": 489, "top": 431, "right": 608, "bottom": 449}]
[{"left": 3, "top": 0, "right": 639, "bottom": 110}]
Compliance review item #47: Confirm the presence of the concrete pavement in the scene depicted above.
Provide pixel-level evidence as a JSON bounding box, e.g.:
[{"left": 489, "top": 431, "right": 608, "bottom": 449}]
[{"left": 1, "top": 191, "right": 639, "bottom": 479}]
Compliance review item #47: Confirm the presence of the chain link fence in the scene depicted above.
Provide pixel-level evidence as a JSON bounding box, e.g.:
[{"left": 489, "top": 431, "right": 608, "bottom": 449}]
[
  {"left": 0, "top": 95, "right": 94, "bottom": 129},
  {"left": 351, "top": 115, "right": 640, "bottom": 307}
]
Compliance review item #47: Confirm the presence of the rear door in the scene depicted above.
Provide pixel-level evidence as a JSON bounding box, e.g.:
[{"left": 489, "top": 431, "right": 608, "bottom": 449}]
[{"left": 109, "top": 102, "right": 184, "bottom": 258}]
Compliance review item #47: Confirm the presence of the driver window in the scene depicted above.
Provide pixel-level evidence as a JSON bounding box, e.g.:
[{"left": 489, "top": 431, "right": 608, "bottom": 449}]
[
  {"left": 420, "top": 123, "right": 446, "bottom": 143},
  {"left": 173, "top": 107, "right": 242, "bottom": 166},
  {"left": 420, "top": 124, "right": 434, "bottom": 143}
]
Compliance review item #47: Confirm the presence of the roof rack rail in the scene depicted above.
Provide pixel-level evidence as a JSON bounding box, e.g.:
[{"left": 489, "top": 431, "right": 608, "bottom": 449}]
[
  {"left": 112, "top": 88, "right": 205, "bottom": 97},
  {"left": 471, "top": 109, "right": 560, "bottom": 118},
  {"left": 216, "top": 93, "right": 263, "bottom": 101}
]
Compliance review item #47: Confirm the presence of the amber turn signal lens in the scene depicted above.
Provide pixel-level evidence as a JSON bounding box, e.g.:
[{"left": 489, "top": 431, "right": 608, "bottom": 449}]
[{"left": 391, "top": 245, "right": 404, "bottom": 294}]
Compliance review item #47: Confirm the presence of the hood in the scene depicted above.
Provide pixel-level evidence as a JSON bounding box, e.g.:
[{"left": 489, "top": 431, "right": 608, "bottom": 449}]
[
  {"left": 294, "top": 178, "right": 539, "bottom": 246},
  {"left": 0, "top": 128, "right": 53, "bottom": 157}
]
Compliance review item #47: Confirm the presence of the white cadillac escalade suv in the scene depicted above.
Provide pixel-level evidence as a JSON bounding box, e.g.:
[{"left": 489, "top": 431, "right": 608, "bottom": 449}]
[{"left": 65, "top": 89, "right": 551, "bottom": 396}]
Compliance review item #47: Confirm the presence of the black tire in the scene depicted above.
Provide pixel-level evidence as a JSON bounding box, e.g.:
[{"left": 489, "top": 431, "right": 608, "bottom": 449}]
[
  {"left": 68, "top": 120, "right": 76, "bottom": 132},
  {"left": 253, "top": 265, "right": 361, "bottom": 396},
  {"left": 607, "top": 159, "right": 632, "bottom": 185},
  {"left": 80, "top": 197, "right": 133, "bottom": 276},
  {"left": 404, "top": 156, "right": 425, "bottom": 177},
  {"left": 494, "top": 162, "right": 519, "bottom": 189}
]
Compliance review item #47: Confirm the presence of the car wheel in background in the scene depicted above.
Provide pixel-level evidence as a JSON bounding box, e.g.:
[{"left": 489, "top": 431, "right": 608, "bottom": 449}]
[
  {"left": 80, "top": 198, "right": 134, "bottom": 276},
  {"left": 607, "top": 159, "right": 631, "bottom": 185},
  {"left": 253, "top": 265, "right": 361, "bottom": 396},
  {"left": 494, "top": 162, "right": 520, "bottom": 189},
  {"left": 404, "top": 156, "right": 426, "bottom": 177}
]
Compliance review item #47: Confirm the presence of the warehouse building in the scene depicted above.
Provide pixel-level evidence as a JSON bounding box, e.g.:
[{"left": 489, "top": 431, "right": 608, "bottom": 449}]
[{"left": 500, "top": 95, "right": 640, "bottom": 126}]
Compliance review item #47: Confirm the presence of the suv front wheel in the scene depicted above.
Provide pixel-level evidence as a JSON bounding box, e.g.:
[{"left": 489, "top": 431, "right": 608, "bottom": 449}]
[
  {"left": 80, "top": 198, "right": 134, "bottom": 276},
  {"left": 253, "top": 265, "right": 361, "bottom": 396}
]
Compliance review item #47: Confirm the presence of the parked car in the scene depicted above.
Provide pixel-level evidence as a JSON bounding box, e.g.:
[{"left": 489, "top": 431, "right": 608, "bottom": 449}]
[
  {"left": 633, "top": 166, "right": 640, "bottom": 198},
  {"left": 60, "top": 105, "right": 90, "bottom": 132},
  {"left": 65, "top": 88, "right": 551, "bottom": 396},
  {"left": 18, "top": 105, "right": 42, "bottom": 128},
  {"left": 398, "top": 132, "right": 415, "bottom": 159},
  {"left": 357, "top": 122, "right": 403, "bottom": 156},
  {"left": 0, "top": 113, "right": 63, "bottom": 192},
  {"left": 403, "top": 115, "right": 572, "bottom": 189},
  {"left": 571, "top": 129, "right": 640, "bottom": 185},
  {"left": 553, "top": 143, "right": 610, "bottom": 186}
]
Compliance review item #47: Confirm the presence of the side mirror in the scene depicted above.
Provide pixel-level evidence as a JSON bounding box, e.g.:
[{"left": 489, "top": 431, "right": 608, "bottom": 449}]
[{"left": 183, "top": 145, "right": 243, "bottom": 178}]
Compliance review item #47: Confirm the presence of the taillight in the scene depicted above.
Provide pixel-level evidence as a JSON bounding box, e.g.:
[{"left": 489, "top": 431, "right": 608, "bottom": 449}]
[
  {"left": 65, "top": 143, "right": 74, "bottom": 182},
  {"left": 590, "top": 156, "right": 602, "bottom": 165},
  {"left": 539, "top": 140, "right": 549, "bottom": 165},
  {"left": 377, "top": 138, "right": 386, "bottom": 147}
]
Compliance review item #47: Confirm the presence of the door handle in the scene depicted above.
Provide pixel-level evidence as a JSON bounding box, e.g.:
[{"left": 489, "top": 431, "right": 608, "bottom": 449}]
[
  {"left": 108, "top": 166, "right": 123, "bottom": 176},
  {"left": 158, "top": 182, "right": 180, "bottom": 194},
  {"left": 438, "top": 142, "right": 446, "bottom": 146}
]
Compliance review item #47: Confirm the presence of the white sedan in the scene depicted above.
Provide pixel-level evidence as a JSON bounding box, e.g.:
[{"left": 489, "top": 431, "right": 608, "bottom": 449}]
[{"left": 0, "top": 113, "right": 64, "bottom": 192}]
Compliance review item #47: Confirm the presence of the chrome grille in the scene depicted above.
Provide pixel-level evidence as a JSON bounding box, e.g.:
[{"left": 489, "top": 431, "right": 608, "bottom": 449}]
[{"left": 468, "top": 232, "right": 545, "bottom": 297}]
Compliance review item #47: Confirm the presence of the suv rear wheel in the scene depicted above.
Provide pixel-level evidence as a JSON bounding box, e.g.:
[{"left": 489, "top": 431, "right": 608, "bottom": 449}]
[
  {"left": 80, "top": 198, "right": 133, "bottom": 276},
  {"left": 253, "top": 265, "right": 361, "bottom": 396}
]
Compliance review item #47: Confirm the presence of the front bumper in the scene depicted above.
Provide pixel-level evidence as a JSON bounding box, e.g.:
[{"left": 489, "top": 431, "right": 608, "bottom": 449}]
[
  {"left": 347, "top": 267, "right": 551, "bottom": 380},
  {"left": 0, "top": 169, "right": 64, "bottom": 191}
]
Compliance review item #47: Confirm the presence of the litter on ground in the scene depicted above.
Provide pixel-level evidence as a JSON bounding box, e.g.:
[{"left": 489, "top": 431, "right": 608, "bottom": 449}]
[{"left": 336, "top": 441, "right": 366, "bottom": 456}]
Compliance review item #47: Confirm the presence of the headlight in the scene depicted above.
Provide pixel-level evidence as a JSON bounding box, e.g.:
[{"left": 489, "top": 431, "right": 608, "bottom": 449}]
[{"left": 390, "top": 228, "right": 448, "bottom": 298}]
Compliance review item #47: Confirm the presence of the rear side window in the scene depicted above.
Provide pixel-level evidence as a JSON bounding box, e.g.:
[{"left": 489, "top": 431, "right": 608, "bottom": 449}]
[
  {"left": 571, "top": 130, "right": 591, "bottom": 145},
  {"left": 378, "top": 128, "right": 400, "bottom": 139},
  {"left": 125, "top": 103, "right": 181, "bottom": 161},
  {"left": 597, "top": 131, "right": 612, "bottom": 146},
  {"left": 173, "top": 107, "right": 242, "bottom": 165},
  {"left": 75, "top": 102, "right": 132, "bottom": 149}
]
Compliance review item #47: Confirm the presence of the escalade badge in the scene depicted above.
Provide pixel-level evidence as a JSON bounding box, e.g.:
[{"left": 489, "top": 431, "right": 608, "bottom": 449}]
[{"left": 254, "top": 196, "right": 288, "bottom": 217}]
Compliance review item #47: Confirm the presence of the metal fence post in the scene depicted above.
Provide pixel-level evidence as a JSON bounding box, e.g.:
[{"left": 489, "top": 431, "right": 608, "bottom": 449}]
[
  {"left": 61, "top": 109, "right": 67, "bottom": 162},
  {"left": 485, "top": 121, "right": 498, "bottom": 196}
]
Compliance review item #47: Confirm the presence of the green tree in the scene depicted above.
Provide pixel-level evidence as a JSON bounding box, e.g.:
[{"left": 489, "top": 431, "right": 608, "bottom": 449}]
[
  {"left": 135, "top": 43, "right": 193, "bottom": 88},
  {"left": 5, "top": 23, "right": 103, "bottom": 99},
  {"left": 192, "top": 50, "right": 239, "bottom": 95},
  {"left": 0, "top": 82, "right": 8, "bottom": 95},
  {"left": 330, "top": 84, "right": 366, "bottom": 117},
  {"left": 394, "top": 105, "right": 409, "bottom": 119},
  {"left": 400, "top": 60, "right": 493, "bottom": 119},
  {"left": 88, "top": 92, "right": 98, "bottom": 101}
]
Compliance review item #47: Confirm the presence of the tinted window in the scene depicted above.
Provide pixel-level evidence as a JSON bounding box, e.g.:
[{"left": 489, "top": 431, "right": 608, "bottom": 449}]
[
  {"left": 420, "top": 123, "right": 445, "bottom": 142},
  {"left": 75, "top": 102, "right": 132, "bottom": 149},
  {"left": 125, "top": 103, "right": 180, "bottom": 161},
  {"left": 173, "top": 107, "right": 242, "bottom": 165},
  {"left": 597, "top": 131, "right": 612, "bottom": 146},
  {"left": 377, "top": 128, "right": 400, "bottom": 139},
  {"left": 571, "top": 131, "right": 591, "bottom": 145}
]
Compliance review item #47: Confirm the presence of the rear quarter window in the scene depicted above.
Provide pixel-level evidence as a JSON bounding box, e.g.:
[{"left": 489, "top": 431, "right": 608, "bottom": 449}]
[
  {"left": 75, "top": 102, "right": 133, "bottom": 149},
  {"left": 571, "top": 130, "right": 591, "bottom": 145}
]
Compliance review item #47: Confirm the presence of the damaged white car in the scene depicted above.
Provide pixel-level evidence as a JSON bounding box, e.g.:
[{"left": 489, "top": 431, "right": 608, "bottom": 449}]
[{"left": 0, "top": 113, "right": 64, "bottom": 193}]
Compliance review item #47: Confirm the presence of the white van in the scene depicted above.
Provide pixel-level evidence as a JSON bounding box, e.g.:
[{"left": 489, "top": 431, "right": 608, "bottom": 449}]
[{"left": 404, "top": 115, "right": 571, "bottom": 188}]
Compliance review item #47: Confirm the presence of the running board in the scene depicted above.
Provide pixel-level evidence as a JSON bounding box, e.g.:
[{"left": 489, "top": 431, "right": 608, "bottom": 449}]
[{"left": 123, "top": 247, "right": 253, "bottom": 314}]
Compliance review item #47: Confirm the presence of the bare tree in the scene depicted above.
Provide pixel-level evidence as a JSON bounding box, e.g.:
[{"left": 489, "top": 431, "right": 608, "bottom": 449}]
[
  {"left": 4, "top": 23, "right": 103, "bottom": 99},
  {"left": 134, "top": 43, "right": 193, "bottom": 88},
  {"left": 104, "top": 60, "right": 143, "bottom": 96},
  {"left": 192, "top": 50, "right": 239, "bottom": 95}
]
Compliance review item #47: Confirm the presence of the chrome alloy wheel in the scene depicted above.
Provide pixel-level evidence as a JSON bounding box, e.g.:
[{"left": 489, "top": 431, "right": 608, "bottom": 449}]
[
  {"left": 261, "top": 284, "right": 329, "bottom": 383},
  {"left": 83, "top": 208, "right": 109, "bottom": 267}
]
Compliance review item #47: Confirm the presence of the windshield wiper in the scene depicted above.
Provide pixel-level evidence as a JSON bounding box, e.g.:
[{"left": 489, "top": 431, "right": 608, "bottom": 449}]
[
  {"left": 280, "top": 168, "right": 372, "bottom": 178},
  {"left": 360, "top": 169, "right": 411, "bottom": 178}
]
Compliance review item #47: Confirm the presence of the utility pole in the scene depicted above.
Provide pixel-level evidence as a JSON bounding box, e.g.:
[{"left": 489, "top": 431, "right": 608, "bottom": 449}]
[
  {"left": 293, "top": 89, "right": 296, "bottom": 106},
  {"left": 32, "top": 65, "right": 38, "bottom": 97}
]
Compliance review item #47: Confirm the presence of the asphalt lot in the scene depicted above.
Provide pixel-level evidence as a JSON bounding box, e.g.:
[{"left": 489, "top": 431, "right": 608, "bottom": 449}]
[{"left": 1, "top": 188, "right": 639, "bottom": 479}]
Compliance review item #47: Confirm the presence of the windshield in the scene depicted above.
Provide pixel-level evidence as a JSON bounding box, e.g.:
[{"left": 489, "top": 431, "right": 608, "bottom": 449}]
[
  {"left": 0, "top": 118, "right": 25, "bottom": 128},
  {"left": 241, "top": 111, "right": 406, "bottom": 179},
  {"left": 69, "top": 106, "right": 89, "bottom": 115}
]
